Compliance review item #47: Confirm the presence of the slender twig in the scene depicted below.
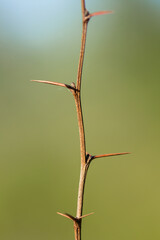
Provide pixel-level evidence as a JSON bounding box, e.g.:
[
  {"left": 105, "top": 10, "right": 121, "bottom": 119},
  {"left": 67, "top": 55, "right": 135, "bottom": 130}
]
[
  {"left": 73, "top": 2, "right": 116, "bottom": 240},
  {"left": 76, "top": 22, "right": 88, "bottom": 91},
  {"left": 32, "top": 1, "right": 129, "bottom": 240},
  {"left": 73, "top": 3, "right": 89, "bottom": 239},
  {"left": 81, "top": 0, "right": 86, "bottom": 19},
  {"left": 73, "top": 93, "right": 86, "bottom": 167}
]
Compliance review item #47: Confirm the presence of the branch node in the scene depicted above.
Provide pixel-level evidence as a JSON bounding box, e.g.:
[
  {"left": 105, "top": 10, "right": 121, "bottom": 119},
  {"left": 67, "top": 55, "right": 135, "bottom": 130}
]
[
  {"left": 86, "top": 152, "right": 94, "bottom": 164},
  {"left": 84, "top": 9, "right": 90, "bottom": 17},
  {"left": 83, "top": 9, "right": 90, "bottom": 22},
  {"left": 70, "top": 82, "right": 80, "bottom": 96}
]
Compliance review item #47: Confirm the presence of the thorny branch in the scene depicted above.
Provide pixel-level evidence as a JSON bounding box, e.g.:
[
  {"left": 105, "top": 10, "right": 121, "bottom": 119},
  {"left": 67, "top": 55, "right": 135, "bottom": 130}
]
[{"left": 32, "top": 1, "right": 129, "bottom": 240}]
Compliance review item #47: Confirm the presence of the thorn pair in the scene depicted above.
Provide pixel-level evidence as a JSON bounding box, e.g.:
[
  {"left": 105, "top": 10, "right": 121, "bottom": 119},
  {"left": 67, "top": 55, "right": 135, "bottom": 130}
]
[{"left": 57, "top": 212, "right": 94, "bottom": 222}]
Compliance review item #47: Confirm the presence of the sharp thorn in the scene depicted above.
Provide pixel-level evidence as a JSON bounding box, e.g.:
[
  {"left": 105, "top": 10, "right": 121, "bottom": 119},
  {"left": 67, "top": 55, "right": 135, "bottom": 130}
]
[
  {"left": 57, "top": 212, "right": 76, "bottom": 221},
  {"left": 31, "top": 80, "right": 78, "bottom": 91},
  {"left": 85, "top": 10, "right": 113, "bottom": 21},
  {"left": 79, "top": 212, "right": 94, "bottom": 219},
  {"left": 93, "top": 152, "right": 130, "bottom": 159}
]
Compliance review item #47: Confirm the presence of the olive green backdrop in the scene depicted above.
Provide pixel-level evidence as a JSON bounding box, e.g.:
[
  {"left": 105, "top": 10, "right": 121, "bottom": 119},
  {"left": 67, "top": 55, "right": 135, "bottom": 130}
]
[{"left": 0, "top": 0, "right": 160, "bottom": 239}]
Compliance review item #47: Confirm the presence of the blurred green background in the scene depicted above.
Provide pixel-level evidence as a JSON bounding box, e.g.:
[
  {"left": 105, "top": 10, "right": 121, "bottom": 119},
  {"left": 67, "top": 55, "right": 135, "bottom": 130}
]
[{"left": 0, "top": 0, "right": 160, "bottom": 239}]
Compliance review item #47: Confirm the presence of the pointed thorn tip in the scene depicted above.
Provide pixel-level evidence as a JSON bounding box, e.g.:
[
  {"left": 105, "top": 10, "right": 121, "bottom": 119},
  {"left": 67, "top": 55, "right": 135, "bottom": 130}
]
[
  {"left": 90, "top": 10, "right": 113, "bottom": 18},
  {"left": 57, "top": 212, "right": 75, "bottom": 221},
  {"left": 79, "top": 212, "right": 95, "bottom": 219}
]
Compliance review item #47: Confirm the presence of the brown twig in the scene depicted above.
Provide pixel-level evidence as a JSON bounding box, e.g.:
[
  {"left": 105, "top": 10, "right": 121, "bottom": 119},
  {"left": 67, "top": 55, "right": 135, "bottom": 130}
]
[
  {"left": 73, "top": 2, "right": 116, "bottom": 240},
  {"left": 81, "top": 0, "right": 86, "bottom": 19},
  {"left": 32, "top": 1, "right": 129, "bottom": 240},
  {"left": 76, "top": 21, "right": 88, "bottom": 91}
]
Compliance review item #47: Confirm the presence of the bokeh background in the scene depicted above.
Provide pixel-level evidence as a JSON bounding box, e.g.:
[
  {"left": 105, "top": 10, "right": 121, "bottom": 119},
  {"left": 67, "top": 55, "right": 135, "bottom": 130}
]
[{"left": 0, "top": 0, "right": 160, "bottom": 239}]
